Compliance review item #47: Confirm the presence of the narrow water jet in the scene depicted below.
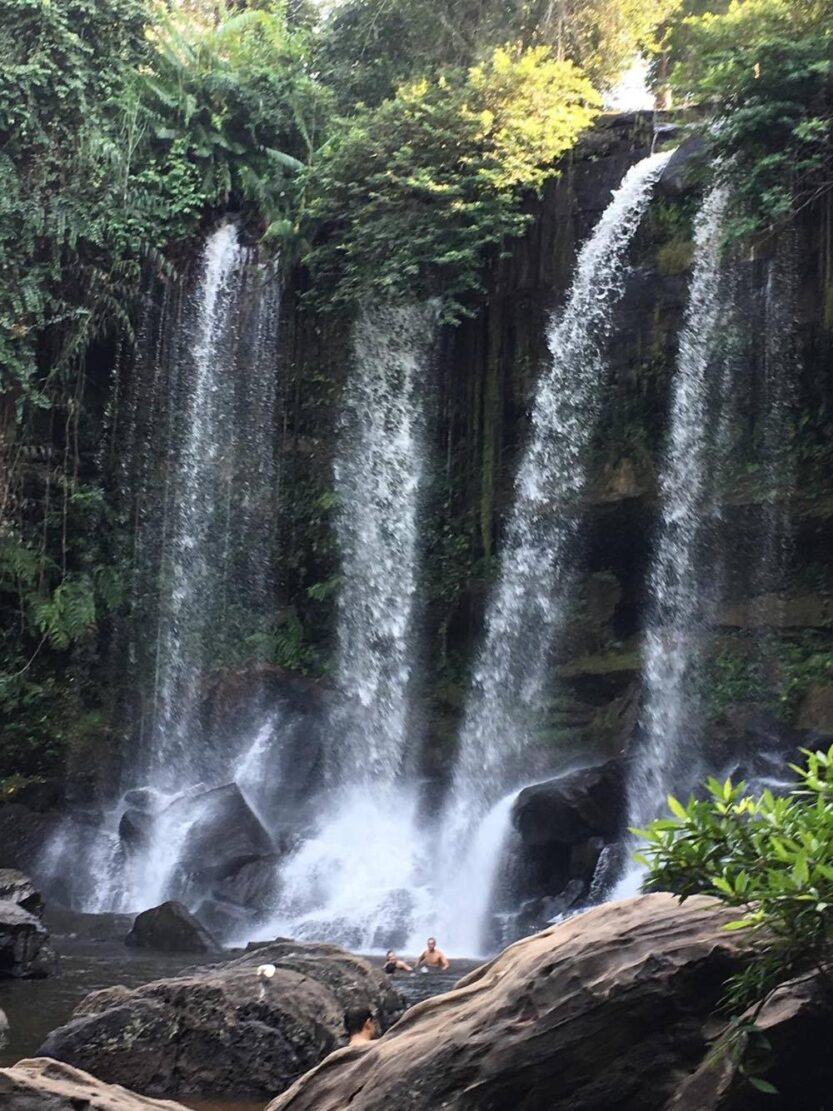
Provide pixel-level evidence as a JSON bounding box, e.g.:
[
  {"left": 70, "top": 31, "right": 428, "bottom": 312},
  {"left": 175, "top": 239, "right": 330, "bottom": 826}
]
[{"left": 625, "top": 185, "right": 732, "bottom": 834}]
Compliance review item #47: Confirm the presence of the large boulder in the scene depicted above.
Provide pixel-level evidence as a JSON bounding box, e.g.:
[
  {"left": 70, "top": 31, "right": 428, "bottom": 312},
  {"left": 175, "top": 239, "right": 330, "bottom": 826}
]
[
  {"left": 0, "top": 869, "right": 45, "bottom": 917},
  {"left": 125, "top": 901, "right": 221, "bottom": 954},
  {"left": 512, "top": 761, "right": 624, "bottom": 845},
  {"left": 265, "top": 893, "right": 756, "bottom": 1110},
  {"left": 498, "top": 761, "right": 625, "bottom": 936},
  {"left": 37, "top": 939, "right": 404, "bottom": 1099},
  {"left": 193, "top": 852, "right": 284, "bottom": 939},
  {"left": 0, "top": 900, "right": 56, "bottom": 978},
  {"left": 167, "top": 783, "right": 273, "bottom": 883},
  {"left": 656, "top": 135, "right": 707, "bottom": 198},
  {"left": 118, "top": 809, "right": 154, "bottom": 851},
  {"left": 0, "top": 1057, "right": 189, "bottom": 1110}
]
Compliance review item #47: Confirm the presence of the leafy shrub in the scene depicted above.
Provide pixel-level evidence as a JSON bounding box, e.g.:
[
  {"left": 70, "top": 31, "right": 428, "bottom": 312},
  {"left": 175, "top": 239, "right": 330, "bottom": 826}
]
[
  {"left": 307, "top": 44, "right": 600, "bottom": 316},
  {"left": 637, "top": 747, "right": 833, "bottom": 1013},
  {"left": 668, "top": 0, "right": 833, "bottom": 234}
]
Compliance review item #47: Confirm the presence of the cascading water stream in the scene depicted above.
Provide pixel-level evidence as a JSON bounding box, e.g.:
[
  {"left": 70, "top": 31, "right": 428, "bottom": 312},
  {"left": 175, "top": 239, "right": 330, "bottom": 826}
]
[
  {"left": 150, "top": 224, "right": 248, "bottom": 785},
  {"left": 625, "top": 186, "right": 731, "bottom": 837},
  {"left": 331, "top": 303, "right": 438, "bottom": 784},
  {"left": 426, "top": 150, "right": 675, "bottom": 954},
  {"left": 260, "top": 303, "right": 438, "bottom": 949},
  {"left": 610, "top": 199, "right": 801, "bottom": 900},
  {"left": 40, "top": 224, "right": 282, "bottom": 912}
]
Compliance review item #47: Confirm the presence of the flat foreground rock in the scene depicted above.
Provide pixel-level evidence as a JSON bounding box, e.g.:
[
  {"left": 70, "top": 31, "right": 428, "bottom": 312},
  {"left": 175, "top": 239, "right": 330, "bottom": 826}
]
[{"left": 0, "top": 1057, "right": 188, "bottom": 1110}]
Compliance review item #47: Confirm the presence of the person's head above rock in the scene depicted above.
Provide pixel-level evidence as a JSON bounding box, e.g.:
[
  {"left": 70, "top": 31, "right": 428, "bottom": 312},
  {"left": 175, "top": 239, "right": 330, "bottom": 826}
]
[{"left": 344, "top": 1004, "right": 376, "bottom": 1046}]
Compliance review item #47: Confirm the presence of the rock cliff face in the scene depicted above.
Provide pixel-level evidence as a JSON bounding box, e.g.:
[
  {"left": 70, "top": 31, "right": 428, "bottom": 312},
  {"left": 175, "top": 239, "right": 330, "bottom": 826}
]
[
  {"left": 10, "top": 112, "right": 833, "bottom": 937},
  {"left": 264, "top": 894, "right": 830, "bottom": 1111}
]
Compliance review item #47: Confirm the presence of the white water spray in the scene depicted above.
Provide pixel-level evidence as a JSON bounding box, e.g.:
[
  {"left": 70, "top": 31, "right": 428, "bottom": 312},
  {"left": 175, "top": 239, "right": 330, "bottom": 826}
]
[
  {"left": 332, "top": 302, "right": 438, "bottom": 783},
  {"left": 260, "top": 304, "right": 437, "bottom": 948}
]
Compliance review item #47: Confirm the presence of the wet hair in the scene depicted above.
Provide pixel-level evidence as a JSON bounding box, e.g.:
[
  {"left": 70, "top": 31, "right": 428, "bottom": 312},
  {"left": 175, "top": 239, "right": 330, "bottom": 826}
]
[
  {"left": 344, "top": 1004, "right": 373, "bottom": 1037},
  {"left": 386, "top": 950, "right": 395, "bottom": 959}
]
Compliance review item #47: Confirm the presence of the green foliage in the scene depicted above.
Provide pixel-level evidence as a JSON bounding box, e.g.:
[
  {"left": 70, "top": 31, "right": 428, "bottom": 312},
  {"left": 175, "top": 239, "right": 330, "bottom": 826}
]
[
  {"left": 637, "top": 748, "right": 833, "bottom": 1014},
  {"left": 668, "top": 0, "right": 833, "bottom": 233},
  {"left": 778, "top": 633, "right": 833, "bottom": 722},
  {"left": 307, "top": 44, "right": 600, "bottom": 315},
  {"left": 317, "top": 0, "right": 680, "bottom": 108},
  {"left": 697, "top": 640, "right": 774, "bottom": 721}
]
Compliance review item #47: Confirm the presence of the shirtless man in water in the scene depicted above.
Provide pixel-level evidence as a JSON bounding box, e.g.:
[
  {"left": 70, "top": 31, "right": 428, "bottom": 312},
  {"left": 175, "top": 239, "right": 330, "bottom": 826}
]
[{"left": 416, "top": 936, "right": 450, "bottom": 971}]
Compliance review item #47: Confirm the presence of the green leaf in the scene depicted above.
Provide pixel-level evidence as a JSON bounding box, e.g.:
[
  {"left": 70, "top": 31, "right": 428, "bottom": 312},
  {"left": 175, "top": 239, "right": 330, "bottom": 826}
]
[
  {"left": 748, "top": 1077, "right": 778, "bottom": 1095},
  {"left": 667, "top": 795, "right": 688, "bottom": 820}
]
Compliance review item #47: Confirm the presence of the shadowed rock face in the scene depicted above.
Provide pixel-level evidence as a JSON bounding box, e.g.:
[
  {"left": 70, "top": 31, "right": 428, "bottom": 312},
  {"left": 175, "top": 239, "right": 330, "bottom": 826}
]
[
  {"left": 667, "top": 972, "right": 833, "bottom": 1111},
  {"left": 266, "top": 894, "right": 755, "bottom": 1111},
  {"left": 0, "top": 1057, "right": 189, "bottom": 1110},
  {"left": 0, "top": 899, "right": 56, "bottom": 979},
  {"left": 0, "top": 868, "right": 45, "bottom": 918},
  {"left": 37, "top": 939, "right": 404, "bottom": 1099}
]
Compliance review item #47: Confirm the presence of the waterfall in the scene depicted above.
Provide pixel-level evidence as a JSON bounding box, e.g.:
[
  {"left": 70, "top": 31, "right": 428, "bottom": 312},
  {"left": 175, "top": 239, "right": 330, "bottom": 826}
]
[
  {"left": 150, "top": 224, "right": 248, "bottom": 783},
  {"left": 258, "top": 302, "right": 437, "bottom": 950},
  {"left": 626, "top": 186, "right": 731, "bottom": 834},
  {"left": 428, "top": 150, "right": 674, "bottom": 954},
  {"left": 331, "top": 303, "right": 438, "bottom": 783},
  {"left": 40, "top": 224, "right": 281, "bottom": 912}
]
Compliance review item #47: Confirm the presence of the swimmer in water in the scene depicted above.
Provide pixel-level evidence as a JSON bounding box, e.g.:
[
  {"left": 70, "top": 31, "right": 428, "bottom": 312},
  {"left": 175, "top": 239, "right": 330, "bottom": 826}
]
[
  {"left": 383, "top": 949, "right": 413, "bottom": 974},
  {"left": 415, "top": 936, "right": 449, "bottom": 972}
]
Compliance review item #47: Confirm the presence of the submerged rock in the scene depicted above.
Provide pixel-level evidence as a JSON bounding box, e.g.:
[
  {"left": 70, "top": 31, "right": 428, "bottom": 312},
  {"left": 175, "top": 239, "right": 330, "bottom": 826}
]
[
  {"left": 0, "top": 899, "right": 56, "bottom": 978},
  {"left": 265, "top": 893, "right": 759, "bottom": 1110},
  {"left": 0, "top": 1057, "right": 189, "bottom": 1110},
  {"left": 125, "top": 901, "right": 221, "bottom": 954},
  {"left": 38, "top": 938, "right": 404, "bottom": 1099}
]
